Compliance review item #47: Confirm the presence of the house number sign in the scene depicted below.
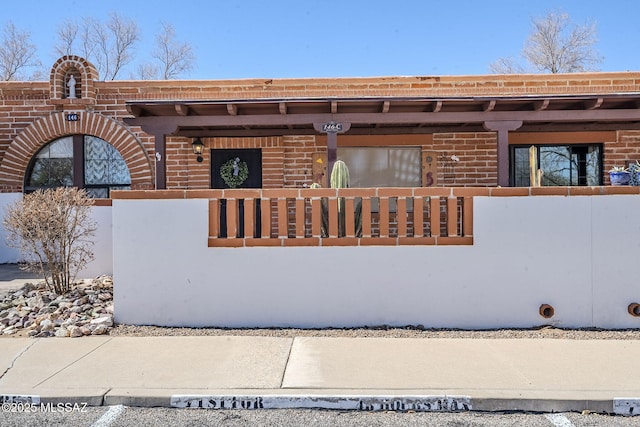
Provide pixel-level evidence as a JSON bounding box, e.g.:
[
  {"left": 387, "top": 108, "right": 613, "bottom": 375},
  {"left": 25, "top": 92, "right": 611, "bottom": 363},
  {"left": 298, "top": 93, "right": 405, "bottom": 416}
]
[
  {"left": 322, "top": 121, "right": 343, "bottom": 133},
  {"left": 66, "top": 113, "right": 79, "bottom": 121}
]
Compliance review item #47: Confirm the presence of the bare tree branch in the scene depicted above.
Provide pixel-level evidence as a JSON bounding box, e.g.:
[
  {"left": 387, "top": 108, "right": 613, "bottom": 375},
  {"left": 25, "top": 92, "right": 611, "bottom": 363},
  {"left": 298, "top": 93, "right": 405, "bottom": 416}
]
[
  {"left": 152, "top": 22, "right": 194, "bottom": 79},
  {"left": 0, "top": 21, "right": 41, "bottom": 81},
  {"left": 491, "top": 10, "right": 602, "bottom": 74},
  {"left": 489, "top": 56, "right": 526, "bottom": 74},
  {"left": 134, "top": 62, "right": 160, "bottom": 80},
  {"left": 106, "top": 12, "right": 139, "bottom": 80},
  {"left": 54, "top": 20, "right": 78, "bottom": 57}
]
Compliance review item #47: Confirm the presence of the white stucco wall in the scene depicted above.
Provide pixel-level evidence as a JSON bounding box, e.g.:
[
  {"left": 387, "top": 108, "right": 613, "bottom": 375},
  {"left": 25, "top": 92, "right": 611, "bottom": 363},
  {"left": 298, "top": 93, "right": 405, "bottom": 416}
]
[
  {"left": 0, "top": 193, "right": 112, "bottom": 276},
  {"left": 0, "top": 193, "right": 23, "bottom": 263},
  {"left": 112, "top": 195, "right": 640, "bottom": 329}
]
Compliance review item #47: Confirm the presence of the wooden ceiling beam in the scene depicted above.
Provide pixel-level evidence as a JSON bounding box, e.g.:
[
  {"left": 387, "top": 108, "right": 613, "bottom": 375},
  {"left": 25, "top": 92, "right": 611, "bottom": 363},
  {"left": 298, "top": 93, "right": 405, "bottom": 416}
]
[
  {"left": 585, "top": 97, "right": 604, "bottom": 110},
  {"left": 226, "top": 104, "right": 238, "bottom": 115},
  {"left": 174, "top": 104, "right": 189, "bottom": 116},
  {"left": 484, "top": 100, "right": 496, "bottom": 112},
  {"left": 125, "top": 104, "right": 142, "bottom": 116},
  {"left": 126, "top": 108, "right": 640, "bottom": 132},
  {"left": 534, "top": 99, "right": 550, "bottom": 111}
]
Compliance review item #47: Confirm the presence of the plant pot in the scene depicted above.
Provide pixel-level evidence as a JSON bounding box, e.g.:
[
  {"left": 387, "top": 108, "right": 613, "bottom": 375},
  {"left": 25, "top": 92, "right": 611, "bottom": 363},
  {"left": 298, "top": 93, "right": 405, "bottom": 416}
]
[{"left": 609, "top": 171, "right": 630, "bottom": 186}]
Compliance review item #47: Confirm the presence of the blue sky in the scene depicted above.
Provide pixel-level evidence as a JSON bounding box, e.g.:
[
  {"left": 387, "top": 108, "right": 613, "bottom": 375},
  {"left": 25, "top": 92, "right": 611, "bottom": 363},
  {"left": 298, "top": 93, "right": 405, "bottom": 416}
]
[{"left": 2, "top": 0, "right": 639, "bottom": 79}]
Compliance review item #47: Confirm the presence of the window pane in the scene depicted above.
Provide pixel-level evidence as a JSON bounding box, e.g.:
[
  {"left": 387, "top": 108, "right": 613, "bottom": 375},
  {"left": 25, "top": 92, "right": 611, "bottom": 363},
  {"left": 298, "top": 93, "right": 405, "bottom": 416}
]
[
  {"left": 27, "top": 137, "right": 74, "bottom": 188},
  {"left": 26, "top": 135, "right": 131, "bottom": 197},
  {"left": 338, "top": 147, "right": 421, "bottom": 187},
  {"left": 586, "top": 146, "right": 601, "bottom": 185},
  {"left": 84, "top": 136, "right": 131, "bottom": 186},
  {"left": 540, "top": 146, "right": 572, "bottom": 186},
  {"left": 512, "top": 144, "right": 602, "bottom": 187},
  {"left": 513, "top": 147, "right": 530, "bottom": 186},
  {"left": 45, "top": 137, "right": 73, "bottom": 158}
]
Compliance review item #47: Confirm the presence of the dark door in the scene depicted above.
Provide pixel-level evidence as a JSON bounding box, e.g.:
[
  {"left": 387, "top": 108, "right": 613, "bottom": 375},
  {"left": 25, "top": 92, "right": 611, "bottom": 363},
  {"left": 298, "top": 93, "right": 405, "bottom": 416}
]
[
  {"left": 211, "top": 148, "right": 262, "bottom": 189},
  {"left": 211, "top": 149, "right": 262, "bottom": 237}
]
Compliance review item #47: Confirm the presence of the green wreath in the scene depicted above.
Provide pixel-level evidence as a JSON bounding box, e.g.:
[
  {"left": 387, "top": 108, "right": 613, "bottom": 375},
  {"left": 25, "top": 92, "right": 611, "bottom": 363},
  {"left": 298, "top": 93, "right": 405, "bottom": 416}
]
[{"left": 220, "top": 157, "right": 249, "bottom": 188}]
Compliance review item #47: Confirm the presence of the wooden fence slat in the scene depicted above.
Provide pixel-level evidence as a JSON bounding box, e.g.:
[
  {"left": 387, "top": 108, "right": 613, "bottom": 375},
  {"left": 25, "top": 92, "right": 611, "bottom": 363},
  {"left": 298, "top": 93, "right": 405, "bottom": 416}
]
[
  {"left": 430, "top": 196, "right": 440, "bottom": 237},
  {"left": 277, "top": 198, "right": 288, "bottom": 237},
  {"left": 379, "top": 197, "right": 389, "bottom": 238},
  {"left": 226, "top": 199, "right": 237, "bottom": 238},
  {"left": 311, "top": 198, "right": 322, "bottom": 237},
  {"left": 243, "top": 199, "right": 255, "bottom": 238},
  {"left": 296, "top": 198, "right": 305, "bottom": 237},
  {"left": 463, "top": 196, "right": 473, "bottom": 236},
  {"left": 361, "top": 198, "right": 372, "bottom": 237},
  {"left": 261, "top": 197, "right": 271, "bottom": 238},
  {"left": 328, "top": 198, "right": 338, "bottom": 237},
  {"left": 413, "top": 197, "right": 424, "bottom": 237}
]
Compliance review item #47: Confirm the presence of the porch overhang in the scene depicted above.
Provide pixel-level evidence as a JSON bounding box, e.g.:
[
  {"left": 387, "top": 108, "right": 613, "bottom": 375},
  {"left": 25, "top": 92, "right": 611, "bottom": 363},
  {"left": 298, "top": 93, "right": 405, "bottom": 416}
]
[{"left": 124, "top": 94, "right": 640, "bottom": 137}]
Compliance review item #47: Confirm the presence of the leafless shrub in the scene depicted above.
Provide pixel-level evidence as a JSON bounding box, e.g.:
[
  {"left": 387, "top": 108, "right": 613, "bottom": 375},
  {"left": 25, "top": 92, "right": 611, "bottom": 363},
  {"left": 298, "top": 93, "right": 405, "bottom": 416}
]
[{"left": 3, "top": 188, "right": 97, "bottom": 294}]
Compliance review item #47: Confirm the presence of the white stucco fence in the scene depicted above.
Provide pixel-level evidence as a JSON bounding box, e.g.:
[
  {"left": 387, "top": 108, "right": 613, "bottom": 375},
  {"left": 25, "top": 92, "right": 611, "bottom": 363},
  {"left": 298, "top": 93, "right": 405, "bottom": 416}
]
[
  {"left": 0, "top": 193, "right": 112, "bottom": 278},
  {"left": 112, "top": 194, "right": 640, "bottom": 329}
]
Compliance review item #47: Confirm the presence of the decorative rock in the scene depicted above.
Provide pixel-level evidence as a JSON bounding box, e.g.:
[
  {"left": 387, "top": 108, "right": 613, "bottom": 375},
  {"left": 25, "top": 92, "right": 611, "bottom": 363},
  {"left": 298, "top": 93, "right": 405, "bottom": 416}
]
[
  {"left": 68, "top": 325, "right": 83, "bottom": 338},
  {"left": 90, "top": 316, "right": 113, "bottom": 327},
  {"left": 91, "top": 324, "right": 108, "bottom": 335},
  {"left": 26, "top": 295, "right": 48, "bottom": 308},
  {"left": 40, "top": 319, "right": 54, "bottom": 332},
  {"left": 0, "top": 277, "right": 114, "bottom": 339},
  {"left": 54, "top": 327, "right": 69, "bottom": 337}
]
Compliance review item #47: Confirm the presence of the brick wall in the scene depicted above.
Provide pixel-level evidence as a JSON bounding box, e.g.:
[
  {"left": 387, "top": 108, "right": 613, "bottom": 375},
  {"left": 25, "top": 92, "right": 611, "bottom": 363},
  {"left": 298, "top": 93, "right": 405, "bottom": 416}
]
[{"left": 2, "top": 57, "right": 640, "bottom": 192}]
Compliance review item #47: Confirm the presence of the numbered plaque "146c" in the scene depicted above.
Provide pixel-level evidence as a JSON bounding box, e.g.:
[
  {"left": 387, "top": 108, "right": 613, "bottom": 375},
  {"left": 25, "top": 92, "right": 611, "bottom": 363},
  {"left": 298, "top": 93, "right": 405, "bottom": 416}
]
[{"left": 66, "top": 113, "right": 79, "bottom": 122}]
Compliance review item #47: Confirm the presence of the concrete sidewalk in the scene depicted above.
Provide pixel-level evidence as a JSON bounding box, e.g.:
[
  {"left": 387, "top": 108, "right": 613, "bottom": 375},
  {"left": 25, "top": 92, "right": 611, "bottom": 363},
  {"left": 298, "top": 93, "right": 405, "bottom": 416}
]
[{"left": 0, "top": 336, "right": 639, "bottom": 415}]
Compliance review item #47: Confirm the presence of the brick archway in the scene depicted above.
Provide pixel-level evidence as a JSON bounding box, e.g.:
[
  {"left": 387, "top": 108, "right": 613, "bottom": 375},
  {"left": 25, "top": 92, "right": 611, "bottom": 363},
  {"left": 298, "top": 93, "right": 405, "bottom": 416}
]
[{"left": 0, "top": 112, "right": 153, "bottom": 192}]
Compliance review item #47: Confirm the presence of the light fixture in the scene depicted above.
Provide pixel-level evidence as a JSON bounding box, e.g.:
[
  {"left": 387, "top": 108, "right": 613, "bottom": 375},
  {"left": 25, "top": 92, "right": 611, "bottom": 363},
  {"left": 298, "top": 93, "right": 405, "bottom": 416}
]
[{"left": 192, "top": 138, "right": 204, "bottom": 162}]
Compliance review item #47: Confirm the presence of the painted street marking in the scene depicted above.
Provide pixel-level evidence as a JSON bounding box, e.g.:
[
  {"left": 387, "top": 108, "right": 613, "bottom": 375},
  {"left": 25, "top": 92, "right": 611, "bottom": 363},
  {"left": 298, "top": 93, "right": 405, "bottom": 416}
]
[
  {"left": 613, "top": 398, "right": 640, "bottom": 416},
  {"left": 544, "top": 413, "right": 576, "bottom": 427},
  {"left": 171, "top": 394, "right": 472, "bottom": 412},
  {"left": 91, "top": 404, "right": 125, "bottom": 427},
  {"left": 0, "top": 395, "right": 40, "bottom": 404}
]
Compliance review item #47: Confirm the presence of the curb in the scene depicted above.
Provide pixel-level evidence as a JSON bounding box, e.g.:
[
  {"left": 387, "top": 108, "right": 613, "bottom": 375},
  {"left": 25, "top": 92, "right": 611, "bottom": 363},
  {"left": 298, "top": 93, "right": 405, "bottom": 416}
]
[{"left": 3, "top": 393, "right": 639, "bottom": 416}]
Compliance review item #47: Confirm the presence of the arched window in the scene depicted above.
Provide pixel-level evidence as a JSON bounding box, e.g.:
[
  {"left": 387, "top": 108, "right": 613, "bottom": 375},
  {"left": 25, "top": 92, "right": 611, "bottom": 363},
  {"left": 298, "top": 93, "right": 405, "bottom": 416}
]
[{"left": 26, "top": 135, "right": 131, "bottom": 197}]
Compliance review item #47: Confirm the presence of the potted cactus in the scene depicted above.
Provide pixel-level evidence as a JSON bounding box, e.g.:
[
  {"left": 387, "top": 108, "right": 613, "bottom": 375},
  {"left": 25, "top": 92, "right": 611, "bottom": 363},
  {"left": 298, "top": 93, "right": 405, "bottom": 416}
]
[{"left": 609, "top": 166, "right": 630, "bottom": 186}]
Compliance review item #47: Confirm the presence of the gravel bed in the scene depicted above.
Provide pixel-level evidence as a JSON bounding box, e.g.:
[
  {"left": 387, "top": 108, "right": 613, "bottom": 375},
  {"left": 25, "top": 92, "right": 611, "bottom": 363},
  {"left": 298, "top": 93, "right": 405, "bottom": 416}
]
[{"left": 109, "top": 324, "right": 640, "bottom": 339}]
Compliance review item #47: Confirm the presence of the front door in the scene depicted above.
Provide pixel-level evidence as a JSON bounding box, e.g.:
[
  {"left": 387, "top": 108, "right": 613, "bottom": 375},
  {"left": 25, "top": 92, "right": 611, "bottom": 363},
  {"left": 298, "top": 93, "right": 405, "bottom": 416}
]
[
  {"left": 211, "top": 148, "right": 262, "bottom": 189},
  {"left": 211, "top": 149, "right": 262, "bottom": 237}
]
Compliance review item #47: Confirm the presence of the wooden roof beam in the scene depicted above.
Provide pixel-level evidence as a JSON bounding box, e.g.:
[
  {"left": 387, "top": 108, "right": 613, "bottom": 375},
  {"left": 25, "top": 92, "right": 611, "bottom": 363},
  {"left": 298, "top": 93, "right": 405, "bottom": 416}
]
[
  {"left": 174, "top": 104, "right": 189, "bottom": 116},
  {"left": 534, "top": 99, "right": 550, "bottom": 111},
  {"left": 484, "top": 100, "right": 496, "bottom": 112},
  {"left": 125, "top": 104, "right": 142, "bottom": 116},
  {"left": 585, "top": 97, "right": 604, "bottom": 110},
  {"left": 279, "top": 102, "right": 293, "bottom": 129}
]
